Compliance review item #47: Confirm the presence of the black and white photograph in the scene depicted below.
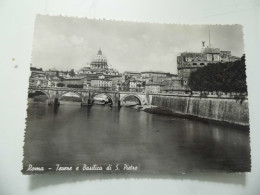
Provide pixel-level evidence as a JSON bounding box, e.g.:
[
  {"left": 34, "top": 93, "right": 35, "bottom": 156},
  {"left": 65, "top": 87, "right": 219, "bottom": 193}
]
[
  {"left": 22, "top": 15, "right": 251, "bottom": 175},
  {"left": 2, "top": 0, "right": 260, "bottom": 195}
]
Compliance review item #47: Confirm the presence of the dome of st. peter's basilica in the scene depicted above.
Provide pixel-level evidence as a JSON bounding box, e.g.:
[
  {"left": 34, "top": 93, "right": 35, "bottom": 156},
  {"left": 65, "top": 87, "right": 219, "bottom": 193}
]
[{"left": 90, "top": 49, "right": 108, "bottom": 70}]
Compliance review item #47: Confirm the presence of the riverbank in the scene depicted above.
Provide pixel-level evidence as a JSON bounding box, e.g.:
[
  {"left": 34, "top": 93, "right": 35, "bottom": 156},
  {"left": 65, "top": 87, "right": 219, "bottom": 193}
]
[{"left": 143, "top": 106, "right": 249, "bottom": 130}]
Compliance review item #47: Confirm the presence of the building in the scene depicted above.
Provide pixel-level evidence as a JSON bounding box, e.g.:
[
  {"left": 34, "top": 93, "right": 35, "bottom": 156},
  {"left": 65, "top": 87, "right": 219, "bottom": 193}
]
[
  {"left": 29, "top": 74, "right": 48, "bottom": 87},
  {"left": 58, "top": 71, "right": 69, "bottom": 77},
  {"left": 140, "top": 71, "right": 174, "bottom": 84},
  {"left": 160, "top": 77, "right": 187, "bottom": 93},
  {"left": 141, "top": 71, "right": 170, "bottom": 78},
  {"left": 62, "top": 77, "right": 85, "bottom": 88},
  {"left": 123, "top": 71, "right": 141, "bottom": 80},
  {"left": 177, "top": 43, "right": 241, "bottom": 85},
  {"left": 90, "top": 49, "right": 108, "bottom": 70},
  {"left": 150, "top": 76, "right": 172, "bottom": 84},
  {"left": 29, "top": 67, "right": 48, "bottom": 87},
  {"left": 45, "top": 68, "right": 58, "bottom": 77},
  {"left": 78, "top": 67, "right": 97, "bottom": 75},
  {"left": 145, "top": 83, "right": 161, "bottom": 94},
  {"left": 90, "top": 78, "right": 112, "bottom": 91},
  {"left": 30, "top": 67, "right": 44, "bottom": 76},
  {"left": 49, "top": 76, "right": 61, "bottom": 87},
  {"left": 109, "top": 76, "right": 123, "bottom": 91},
  {"left": 129, "top": 78, "right": 143, "bottom": 92},
  {"left": 77, "top": 49, "right": 119, "bottom": 84},
  {"left": 121, "top": 77, "right": 144, "bottom": 92}
]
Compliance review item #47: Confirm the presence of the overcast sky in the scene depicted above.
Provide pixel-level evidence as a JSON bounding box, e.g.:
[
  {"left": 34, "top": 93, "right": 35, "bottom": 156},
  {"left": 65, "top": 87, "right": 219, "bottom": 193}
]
[{"left": 31, "top": 15, "right": 245, "bottom": 74}]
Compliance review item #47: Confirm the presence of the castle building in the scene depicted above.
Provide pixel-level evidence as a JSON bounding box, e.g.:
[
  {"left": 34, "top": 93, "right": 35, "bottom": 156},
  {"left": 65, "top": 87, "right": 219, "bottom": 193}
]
[
  {"left": 177, "top": 43, "right": 241, "bottom": 85},
  {"left": 160, "top": 77, "right": 187, "bottom": 93}
]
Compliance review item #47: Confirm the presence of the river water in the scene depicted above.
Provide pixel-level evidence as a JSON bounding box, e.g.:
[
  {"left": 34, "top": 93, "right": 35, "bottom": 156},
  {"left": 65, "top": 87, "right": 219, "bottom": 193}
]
[{"left": 23, "top": 100, "right": 251, "bottom": 174}]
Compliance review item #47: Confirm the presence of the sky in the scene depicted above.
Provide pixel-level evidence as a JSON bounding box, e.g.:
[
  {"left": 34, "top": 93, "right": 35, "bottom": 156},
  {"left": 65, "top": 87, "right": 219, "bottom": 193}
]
[{"left": 31, "top": 15, "right": 245, "bottom": 74}]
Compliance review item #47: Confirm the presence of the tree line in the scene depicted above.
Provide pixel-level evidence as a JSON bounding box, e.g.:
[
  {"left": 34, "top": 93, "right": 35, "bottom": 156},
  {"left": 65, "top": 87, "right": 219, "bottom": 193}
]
[{"left": 188, "top": 55, "right": 247, "bottom": 94}]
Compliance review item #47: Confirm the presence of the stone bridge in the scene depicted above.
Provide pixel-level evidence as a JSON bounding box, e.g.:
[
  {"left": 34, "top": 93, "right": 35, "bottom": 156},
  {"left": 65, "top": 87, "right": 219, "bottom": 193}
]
[{"left": 28, "top": 86, "right": 150, "bottom": 107}]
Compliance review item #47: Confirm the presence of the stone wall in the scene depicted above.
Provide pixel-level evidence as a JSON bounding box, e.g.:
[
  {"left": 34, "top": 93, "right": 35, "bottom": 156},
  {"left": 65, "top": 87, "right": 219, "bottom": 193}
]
[{"left": 151, "top": 95, "right": 249, "bottom": 126}]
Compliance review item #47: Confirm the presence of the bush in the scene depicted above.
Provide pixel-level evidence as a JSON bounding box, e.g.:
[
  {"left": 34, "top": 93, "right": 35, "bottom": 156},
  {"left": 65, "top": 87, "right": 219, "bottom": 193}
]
[
  {"left": 57, "top": 83, "right": 65, "bottom": 87},
  {"left": 67, "top": 84, "right": 83, "bottom": 88}
]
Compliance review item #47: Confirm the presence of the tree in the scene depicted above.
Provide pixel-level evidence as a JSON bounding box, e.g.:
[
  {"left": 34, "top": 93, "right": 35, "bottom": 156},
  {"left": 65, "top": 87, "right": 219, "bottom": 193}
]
[
  {"left": 69, "top": 69, "right": 75, "bottom": 77},
  {"left": 188, "top": 56, "right": 247, "bottom": 94},
  {"left": 67, "top": 84, "right": 83, "bottom": 88},
  {"left": 57, "top": 83, "right": 65, "bottom": 87}
]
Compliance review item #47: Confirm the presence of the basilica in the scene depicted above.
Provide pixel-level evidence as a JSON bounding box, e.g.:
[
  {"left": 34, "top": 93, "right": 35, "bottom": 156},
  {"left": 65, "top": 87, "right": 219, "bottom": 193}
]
[
  {"left": 77, "top": 49, "right": 119, "bottom": 76},
  {"left": 90, "top": 49, "right": 108, "bottom": 70},
  {"left": 76, "top": 49, "right": 121, "bottom": 91}
]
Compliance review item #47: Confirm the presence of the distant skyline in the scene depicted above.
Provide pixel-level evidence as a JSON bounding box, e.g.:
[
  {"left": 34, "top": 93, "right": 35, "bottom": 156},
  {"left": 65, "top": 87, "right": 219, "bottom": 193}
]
[{"left": 32, "top": 15, "right": 245, "bottom": 74}]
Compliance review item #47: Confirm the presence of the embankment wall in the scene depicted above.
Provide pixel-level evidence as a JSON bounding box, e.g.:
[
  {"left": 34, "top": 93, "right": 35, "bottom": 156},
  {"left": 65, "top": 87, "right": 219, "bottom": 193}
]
[{"left": 151, "top": 95, "right": 249, "bottom": 126}]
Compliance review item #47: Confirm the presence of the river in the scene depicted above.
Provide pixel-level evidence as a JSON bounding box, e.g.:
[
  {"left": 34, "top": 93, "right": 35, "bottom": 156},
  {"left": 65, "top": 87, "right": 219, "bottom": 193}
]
[{"left": 23, "top": 100, "right": 251, "bottom": 174}]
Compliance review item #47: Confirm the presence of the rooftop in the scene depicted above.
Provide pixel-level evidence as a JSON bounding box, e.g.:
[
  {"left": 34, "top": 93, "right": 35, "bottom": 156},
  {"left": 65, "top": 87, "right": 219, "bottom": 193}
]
[
  {"left": 181, "top": 52, "right": 204, "bottom": 56},
  {"left": 203, "top": 47, "right": 221, "bottom": 54},
  {"left": 91, "top": 78, "right": 112, "bottom": 81},
  {"left": 145, "top": 83, "right": 162, "bottom": 86},
  {"left": 141, "top": 71, "right": 170, "bottom": 74},
  {"left": 124, "top": 71, "right": 141, "bottom": 74}
]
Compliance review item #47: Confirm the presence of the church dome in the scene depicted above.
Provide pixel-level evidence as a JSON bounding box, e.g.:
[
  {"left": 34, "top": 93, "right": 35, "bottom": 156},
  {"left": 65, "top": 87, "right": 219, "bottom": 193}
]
[{"left": 90, "top": 49, "right": 108, "bottom": 70}]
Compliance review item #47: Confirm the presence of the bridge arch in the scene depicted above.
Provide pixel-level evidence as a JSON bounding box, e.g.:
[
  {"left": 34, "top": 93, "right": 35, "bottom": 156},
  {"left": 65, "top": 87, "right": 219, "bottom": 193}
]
[
  {"left": 28, "top": 89, "right": 51, "bottom": 103},
  {"left": 120, "top": 94, "right": 143, "bottom": 105},
  {"left": 59, "top": 91, "right": 84, "bottom": 102},
  {"left": 91, "top": 93, "right": 115, "bottom": 105}
]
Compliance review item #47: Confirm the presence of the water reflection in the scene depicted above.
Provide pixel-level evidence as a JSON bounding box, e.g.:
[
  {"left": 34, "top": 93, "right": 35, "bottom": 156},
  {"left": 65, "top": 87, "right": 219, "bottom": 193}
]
[
  {"left": 53, "top": 104, "right": 59, "bottom": 114},
  {"left": 23, "top": 101, "right": 251, "bottom": 173}
]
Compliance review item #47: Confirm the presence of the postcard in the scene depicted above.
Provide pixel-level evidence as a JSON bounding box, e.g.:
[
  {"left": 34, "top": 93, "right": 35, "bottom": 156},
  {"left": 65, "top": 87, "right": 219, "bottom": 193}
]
[{"left": 22, "top": 15, "right": 250, "bottom": 174}]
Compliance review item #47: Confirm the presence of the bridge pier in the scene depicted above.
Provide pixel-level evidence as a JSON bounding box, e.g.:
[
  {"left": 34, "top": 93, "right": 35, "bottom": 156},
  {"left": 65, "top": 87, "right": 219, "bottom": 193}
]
[
  {"left": 48, "top": 97, "right": 60, "bottom": 106},
  {"left": 54, "top": 98, "right": 60, "bottom": 106}
]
